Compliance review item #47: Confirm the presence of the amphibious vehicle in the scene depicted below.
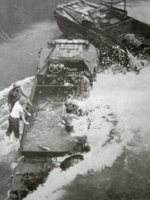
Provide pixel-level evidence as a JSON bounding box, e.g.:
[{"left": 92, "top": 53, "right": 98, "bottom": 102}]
[
  {"left": 8, "top": 39, "right": 98, "bottom": 200},
  {"left": 54, "top": 0, "right": 150, "bottom": 64}
]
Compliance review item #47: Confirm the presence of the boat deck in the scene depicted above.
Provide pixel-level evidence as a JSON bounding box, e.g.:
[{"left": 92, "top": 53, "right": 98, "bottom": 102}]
[{"left": 21, "top": 91, "right": 76, "bottom": 157}]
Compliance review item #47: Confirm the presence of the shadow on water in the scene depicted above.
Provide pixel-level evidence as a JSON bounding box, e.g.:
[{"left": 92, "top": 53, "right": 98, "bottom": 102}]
[
  {"left": 61, "top": 148, "right": 150, "bottom": 200},
  {"left": 0, "top": 161, "right": 12, "bottom": 199},
  {"left": 60, "top": 127, "right": 150, "bottom": 200},
  {"left": 0, "top": 151, "right": 17, "bottom": 200},
  {"left": 0, "top": 0, "right": 149, "bottom": 199}
]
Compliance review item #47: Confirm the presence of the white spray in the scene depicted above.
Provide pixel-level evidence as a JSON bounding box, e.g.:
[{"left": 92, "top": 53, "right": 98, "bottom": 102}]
[
  {"left": 0, "top": 77, "right": 34, "bottom": 158},
  {"left": 25, "top": 60, "right": 150, "bottom": 200}
]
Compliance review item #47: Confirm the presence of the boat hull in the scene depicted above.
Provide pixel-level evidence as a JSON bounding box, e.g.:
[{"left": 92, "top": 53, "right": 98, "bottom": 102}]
[
  {"left": 55, "top": 12, "right": 88, "bottom": 39},
  {"left": 8, "top": 38, "right": 97, "bottom": 200},
  {"left": 54, "top": 12, "right": 129, "bottom": 66},
  {"left": 54, "top": 1, "right": 150, "bottom": 64}
]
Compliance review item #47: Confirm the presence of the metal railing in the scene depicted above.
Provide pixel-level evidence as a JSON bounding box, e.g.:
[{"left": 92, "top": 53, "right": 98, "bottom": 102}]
[{"left": 99, "top": 0, "right": 126, "bottom": 11}]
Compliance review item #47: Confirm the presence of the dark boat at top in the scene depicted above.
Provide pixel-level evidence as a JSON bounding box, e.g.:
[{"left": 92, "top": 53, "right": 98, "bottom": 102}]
[{"left": 54, "top": 0, "right": 150, "bottom": 65}]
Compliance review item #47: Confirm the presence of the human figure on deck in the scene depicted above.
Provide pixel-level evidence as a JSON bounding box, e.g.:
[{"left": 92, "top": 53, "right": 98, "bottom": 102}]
[
  {"left": 65, "top": 94, "right": 84, "bottom": 116},
  {"left": 6, "top": 98, "right": 31, "bottom": 139},
  {"left": 7, "top": 83, "right": 31, "bottom": 112},
  {"left": 62, "top": 107, "right": 78, "bottom": 133},
  {"left": 80, "top": 75, "right": 91, "bottom": 98}
]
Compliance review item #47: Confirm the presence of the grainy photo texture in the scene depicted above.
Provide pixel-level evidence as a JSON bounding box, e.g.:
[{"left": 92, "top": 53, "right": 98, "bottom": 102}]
[{"left": 0, "top": 0, "right": 150, "bottom": 200}]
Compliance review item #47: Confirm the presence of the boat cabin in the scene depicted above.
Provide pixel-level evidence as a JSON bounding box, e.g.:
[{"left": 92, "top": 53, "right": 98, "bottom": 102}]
[
  {"left": 37, "top": 39, "right": 98, "bottom": 88},
  {"left": 55, "top": 0, "right": 150, "bottom": 59}
]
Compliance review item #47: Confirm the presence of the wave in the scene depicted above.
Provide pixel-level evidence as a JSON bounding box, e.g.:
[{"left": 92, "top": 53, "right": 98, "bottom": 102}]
[
  {"left": 0, "top": 77, "right": 34, "bottom": 158},
  {"left": 25, "top": 62, "right": 150, "bottom": 200}
]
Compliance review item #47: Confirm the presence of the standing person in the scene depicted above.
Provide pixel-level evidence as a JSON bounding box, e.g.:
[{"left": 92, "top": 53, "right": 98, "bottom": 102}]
[
  {"left": 64, "top": 94, "right": 74, "bottom": 112},
  {"left": 6, "top": 98, "right": 31, "bottom": 139},
  {"left": 80, "top": 75, "right": 91, "bottom": 98},
  {"left": 62, "top": 107, "right": 78, "bottom": 133},
  {"left": 8, "top": 83, "right": 31, "bottom": 112}
]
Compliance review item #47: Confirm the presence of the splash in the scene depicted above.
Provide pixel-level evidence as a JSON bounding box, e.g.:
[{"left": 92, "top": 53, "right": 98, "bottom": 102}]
[
  {"left": 24, "top": 61, "right": 150, "bottom": 200},
  {"left": 0, "top": 76, "right": 34, "bottom": 159}
]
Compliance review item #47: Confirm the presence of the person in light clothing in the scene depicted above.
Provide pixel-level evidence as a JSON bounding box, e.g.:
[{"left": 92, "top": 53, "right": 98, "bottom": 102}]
[
  {"left": 62, "top": 107, "right": 78, "bottom": 133},
  {"left": 6, "top": 98, "right": 31, "bottom": 139}
]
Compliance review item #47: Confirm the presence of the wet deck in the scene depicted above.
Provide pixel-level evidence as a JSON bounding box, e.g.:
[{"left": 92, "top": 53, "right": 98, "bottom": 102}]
[{"left": 21, "top": 92, "right": 76, "bottom": 157}]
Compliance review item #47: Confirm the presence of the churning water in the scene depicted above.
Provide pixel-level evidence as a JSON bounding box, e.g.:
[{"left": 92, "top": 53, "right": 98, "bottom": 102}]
[
  {"left": 0, "top": 0, "right": 150, "bottom": 200},
  {"left": 24, "top": 66, "right": 150, "bottom": 200}
]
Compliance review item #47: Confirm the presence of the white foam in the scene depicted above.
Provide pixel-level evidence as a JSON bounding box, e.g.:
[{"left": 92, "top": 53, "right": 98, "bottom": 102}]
[
  {"left": 0, "top": 77, "right": 34, "bottom": 158},
  {"left": 0, "top": 76, "right": 34, "bottom": 100},
  {"left": 25, "top": 65, "right": 150, "bottom": 200}
]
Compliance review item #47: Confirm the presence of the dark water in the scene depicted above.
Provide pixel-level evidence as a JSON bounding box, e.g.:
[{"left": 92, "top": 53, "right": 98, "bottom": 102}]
[
  {"left": 0, "top": 0, "right": 60, "bottom": 36},
  {"left": 0, "top": 0, "right": 150, "bottom": 200},
  {"left": 0, "top": 151, "right": 17, "bottom": 200},
  {"left": 0, "top": 0, "right": 101, "bottom": 39},
  {"left": 61, "top": 149, "right": 150, "bottom": 200},
  {"left": 0, "top": 0, "right": 147, "bottom": 41}
]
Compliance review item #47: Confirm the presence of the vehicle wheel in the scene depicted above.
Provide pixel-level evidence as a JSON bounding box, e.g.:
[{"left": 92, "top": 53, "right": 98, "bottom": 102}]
[{"left": 60, "top": 154, "right": 84, "bottom": 170}]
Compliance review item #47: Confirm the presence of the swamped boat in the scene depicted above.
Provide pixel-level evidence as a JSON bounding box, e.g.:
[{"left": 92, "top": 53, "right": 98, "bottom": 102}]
[
  {"left": 54, "top": 0, "right": 150, "bottom": 64},
  {"left": 8, "top": 39, "right": 99, "bottom": 200}
]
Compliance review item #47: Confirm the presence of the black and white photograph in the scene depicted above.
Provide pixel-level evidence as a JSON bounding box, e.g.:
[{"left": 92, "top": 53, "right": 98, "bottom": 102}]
[{"left": 0, "top": 0, "right": 150, "bottom": 200}]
